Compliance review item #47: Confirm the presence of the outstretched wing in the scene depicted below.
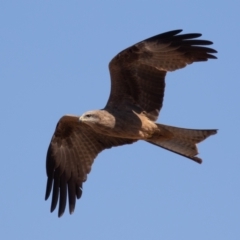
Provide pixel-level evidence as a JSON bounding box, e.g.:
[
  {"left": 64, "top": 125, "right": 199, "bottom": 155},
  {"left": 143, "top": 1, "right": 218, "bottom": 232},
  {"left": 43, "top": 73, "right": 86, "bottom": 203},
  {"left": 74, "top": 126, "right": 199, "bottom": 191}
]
[
  {"left": 107, "top": 29, "right": 217, "bottom": 121},
  {"left": 45, "top": 115, "right": 135, "bottom": 217}
]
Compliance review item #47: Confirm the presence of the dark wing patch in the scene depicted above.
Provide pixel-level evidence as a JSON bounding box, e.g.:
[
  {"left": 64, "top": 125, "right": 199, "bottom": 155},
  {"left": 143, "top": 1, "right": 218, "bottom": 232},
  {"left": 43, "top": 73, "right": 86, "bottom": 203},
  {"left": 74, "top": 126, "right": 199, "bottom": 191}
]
[
  {"left": 45, "top": 115, "right": 135, "bottom": 217},
  {"left": 107, "top": 29, "right": 217, "bottom": 121}
]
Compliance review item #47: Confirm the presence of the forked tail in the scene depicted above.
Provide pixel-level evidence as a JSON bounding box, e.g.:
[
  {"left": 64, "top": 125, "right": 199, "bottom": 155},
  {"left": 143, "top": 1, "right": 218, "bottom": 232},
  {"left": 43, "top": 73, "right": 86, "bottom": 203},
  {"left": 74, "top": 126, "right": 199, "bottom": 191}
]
[{"left": 147, "top": 124, "right": 217, "bottom": 163}]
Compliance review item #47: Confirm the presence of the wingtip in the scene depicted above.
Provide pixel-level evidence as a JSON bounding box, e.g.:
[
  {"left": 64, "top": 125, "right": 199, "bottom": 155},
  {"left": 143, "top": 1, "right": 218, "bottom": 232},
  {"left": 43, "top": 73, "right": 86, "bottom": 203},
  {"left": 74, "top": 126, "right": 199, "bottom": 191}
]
[
  {"left": 192, "top": 156, "right": 203, "bottom": 164},
  {"left": 50, "top": 206, "right": 56, "bottom": 213},
  {"left": 58, "top": 212, "right": 64, "bottom": 218},
  {"left": 50, "top": 200, "right": 58, "bottom": 213},
  {"left": 159, "top": 29, "right": 183, "bottom": 38},
  {"left": 45, "top": 190, "right": 50, "bottom": 201},
  {"left": 170, "top": 29, "right": 183, "bottom": 34},
  {"left": 45, "top": 178, "right": 53, "bottom": 201},
  {"left": 211, "top": 129, "right": 218, "bottom": 135},
  {"left": 58, "top": 204, "right": 66, "bottom": 217},
  {"left": 70, "top": 209, "right": 75, "bottom": 215}
]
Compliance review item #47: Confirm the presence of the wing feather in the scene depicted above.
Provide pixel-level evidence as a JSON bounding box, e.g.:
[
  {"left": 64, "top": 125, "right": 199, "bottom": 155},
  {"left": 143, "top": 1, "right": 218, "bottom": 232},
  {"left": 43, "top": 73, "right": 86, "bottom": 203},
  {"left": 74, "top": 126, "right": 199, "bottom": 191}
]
[
  {"left": 45, "top": 115, "right": 135, "bottom": 217},
  {"left": 107, "top": 29, "right": 217, "bottom": 121}
]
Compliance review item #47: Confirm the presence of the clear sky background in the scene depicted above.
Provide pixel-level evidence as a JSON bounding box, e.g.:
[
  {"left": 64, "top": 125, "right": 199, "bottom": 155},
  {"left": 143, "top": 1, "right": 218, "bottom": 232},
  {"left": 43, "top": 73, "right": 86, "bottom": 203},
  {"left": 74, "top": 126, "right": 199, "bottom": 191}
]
[{"left": 1, "top": 1, "right": 239, "bottom": 239}]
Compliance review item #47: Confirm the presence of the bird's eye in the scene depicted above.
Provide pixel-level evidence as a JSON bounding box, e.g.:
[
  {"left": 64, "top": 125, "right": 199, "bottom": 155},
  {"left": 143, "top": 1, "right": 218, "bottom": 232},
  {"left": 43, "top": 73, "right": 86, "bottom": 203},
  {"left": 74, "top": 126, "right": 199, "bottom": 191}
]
[{"left": 85, "top": 114, "right": 91, "bottom": 118}]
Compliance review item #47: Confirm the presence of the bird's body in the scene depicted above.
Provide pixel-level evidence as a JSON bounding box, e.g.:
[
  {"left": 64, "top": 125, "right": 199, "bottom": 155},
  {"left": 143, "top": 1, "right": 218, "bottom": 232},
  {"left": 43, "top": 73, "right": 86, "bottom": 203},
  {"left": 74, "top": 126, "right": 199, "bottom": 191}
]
[
  {"left": 80, "top": 109, "right": 159, "bottom": 139},
  {"left": 45, "top": 29, "right": 217, "bottom": 217}
]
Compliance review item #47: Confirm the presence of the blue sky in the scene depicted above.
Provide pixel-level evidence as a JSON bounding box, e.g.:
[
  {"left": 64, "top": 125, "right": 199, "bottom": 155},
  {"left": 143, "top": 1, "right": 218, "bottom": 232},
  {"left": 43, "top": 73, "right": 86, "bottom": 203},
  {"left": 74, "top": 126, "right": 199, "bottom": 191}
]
[{"left": 1, "top": 1, "right": 239, "bottom": 239}]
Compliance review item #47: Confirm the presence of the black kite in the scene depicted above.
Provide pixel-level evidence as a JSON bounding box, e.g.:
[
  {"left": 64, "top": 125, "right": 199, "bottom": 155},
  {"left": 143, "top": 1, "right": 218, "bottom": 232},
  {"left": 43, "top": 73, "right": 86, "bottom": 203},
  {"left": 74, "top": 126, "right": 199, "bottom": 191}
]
[{"left": 45, "top": 30, "right": 217, "bottom": 217}]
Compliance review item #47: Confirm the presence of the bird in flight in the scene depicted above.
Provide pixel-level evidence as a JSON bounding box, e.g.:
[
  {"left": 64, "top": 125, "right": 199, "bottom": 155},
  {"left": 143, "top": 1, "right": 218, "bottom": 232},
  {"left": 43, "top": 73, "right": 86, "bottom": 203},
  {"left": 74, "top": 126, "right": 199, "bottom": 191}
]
[{"left": 45, "top": 29, "right": 217, "bottom": 217}]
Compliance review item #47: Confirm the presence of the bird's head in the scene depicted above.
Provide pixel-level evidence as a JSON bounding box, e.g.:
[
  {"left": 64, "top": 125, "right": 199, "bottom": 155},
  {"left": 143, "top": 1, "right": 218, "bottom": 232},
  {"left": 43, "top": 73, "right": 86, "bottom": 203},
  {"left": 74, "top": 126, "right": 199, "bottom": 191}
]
[
  {"left": 79, "top": 111, "right": 101, "bottom": 125},
  {"left": 79, "top": 110, "right": 116, "bottom": 132}
]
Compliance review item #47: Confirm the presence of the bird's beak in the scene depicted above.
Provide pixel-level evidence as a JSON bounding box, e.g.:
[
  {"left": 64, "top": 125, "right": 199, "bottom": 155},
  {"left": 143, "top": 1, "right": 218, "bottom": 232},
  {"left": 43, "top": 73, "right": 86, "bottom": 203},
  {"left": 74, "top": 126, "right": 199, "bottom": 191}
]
[{"left": 79, "top": 116, "right": 84, "bottom": 122}]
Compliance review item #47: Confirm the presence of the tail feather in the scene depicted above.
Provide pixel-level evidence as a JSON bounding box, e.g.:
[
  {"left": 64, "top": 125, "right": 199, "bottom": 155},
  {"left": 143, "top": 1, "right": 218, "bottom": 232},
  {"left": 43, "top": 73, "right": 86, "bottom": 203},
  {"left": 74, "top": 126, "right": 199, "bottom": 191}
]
[{"left": 148, "top": 124, "right": 217, "bottom": 163}]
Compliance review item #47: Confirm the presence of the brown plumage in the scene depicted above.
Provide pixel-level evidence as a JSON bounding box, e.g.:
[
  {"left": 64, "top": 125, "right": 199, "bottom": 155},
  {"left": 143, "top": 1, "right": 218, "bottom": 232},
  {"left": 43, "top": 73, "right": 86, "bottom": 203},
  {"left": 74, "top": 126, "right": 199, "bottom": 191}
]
[{"left": 45, "top": 29, "right": 217, "bottom": 217}]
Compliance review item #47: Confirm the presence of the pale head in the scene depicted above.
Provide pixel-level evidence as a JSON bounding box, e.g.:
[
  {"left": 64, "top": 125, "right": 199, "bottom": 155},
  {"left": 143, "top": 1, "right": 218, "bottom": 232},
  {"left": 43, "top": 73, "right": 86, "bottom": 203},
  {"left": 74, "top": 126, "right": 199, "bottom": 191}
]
[
  {"left": 79, "top": 110, "right": 116, "bottom": 131},
  {"left": 79, "top": 110, "right": 100, "bottom": 124}
]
